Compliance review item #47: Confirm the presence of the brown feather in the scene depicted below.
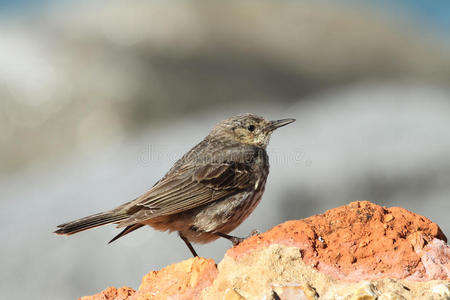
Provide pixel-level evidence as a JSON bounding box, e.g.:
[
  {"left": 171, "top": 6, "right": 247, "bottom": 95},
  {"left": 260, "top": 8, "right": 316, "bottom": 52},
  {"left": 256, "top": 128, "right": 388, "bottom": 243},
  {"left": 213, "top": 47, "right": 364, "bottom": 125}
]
[
  {"left": 116, "top": 162, "right": 254, "bottom": 228},
  {"left": 54, "top": 211, "right": 128, "bottom": 235},
  {"left": 108, "top": 224, "right": 145, "bottom": 244}
]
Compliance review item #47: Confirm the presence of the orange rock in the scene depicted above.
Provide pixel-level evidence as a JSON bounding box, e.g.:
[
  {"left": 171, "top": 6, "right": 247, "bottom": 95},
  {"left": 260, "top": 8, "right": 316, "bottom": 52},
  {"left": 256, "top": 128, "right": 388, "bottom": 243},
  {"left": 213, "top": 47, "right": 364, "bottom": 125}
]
[
  {"left": 130, "top": 257, "right": 218, "bottom": 300},
  {"left": 227, "top": 201, "right": 448, "bottom": 281},
  {"left": 79, "top": 286, "right": 135, "bottom": 300},
  {"left": 80, "top": 258, "right": 217, "bottom": 300},
  {"left": 80, "top": 201, "right": 449, "bottom": 299}
]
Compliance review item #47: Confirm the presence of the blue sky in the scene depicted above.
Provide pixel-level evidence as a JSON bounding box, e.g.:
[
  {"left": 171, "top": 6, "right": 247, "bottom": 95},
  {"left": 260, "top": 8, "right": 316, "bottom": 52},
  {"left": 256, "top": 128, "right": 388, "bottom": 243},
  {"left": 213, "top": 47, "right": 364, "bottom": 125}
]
[
  {"left": 365, "top": 0, "right": 450, "bottom": 35},
  {"left": 0, "top": 0, "right": 449, "bottom": 37}
]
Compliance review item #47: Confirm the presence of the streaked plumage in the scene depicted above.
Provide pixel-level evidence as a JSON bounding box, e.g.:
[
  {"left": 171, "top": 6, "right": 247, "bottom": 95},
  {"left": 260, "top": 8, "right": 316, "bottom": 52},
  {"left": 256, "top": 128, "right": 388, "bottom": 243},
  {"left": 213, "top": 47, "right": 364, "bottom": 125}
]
[{"left": 55, "top": 114, "right": 295, "bottom": 256}]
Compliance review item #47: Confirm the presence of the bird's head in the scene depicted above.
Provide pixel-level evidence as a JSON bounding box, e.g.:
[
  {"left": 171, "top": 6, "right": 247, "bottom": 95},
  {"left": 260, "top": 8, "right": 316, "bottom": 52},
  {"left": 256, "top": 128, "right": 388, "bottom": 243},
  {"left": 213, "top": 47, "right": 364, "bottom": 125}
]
[{"left": 210, "top": 113, "right": 295, "bottom": 148}]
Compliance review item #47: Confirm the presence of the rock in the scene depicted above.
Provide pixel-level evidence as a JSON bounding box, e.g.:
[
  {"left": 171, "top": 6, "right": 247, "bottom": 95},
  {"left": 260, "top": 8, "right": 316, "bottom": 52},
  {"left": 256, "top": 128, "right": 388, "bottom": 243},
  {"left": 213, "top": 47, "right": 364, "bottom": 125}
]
[
  {"left": 223, "top": 288, "right": 246, "bottom": 300},
  {"left": 431, "top": 283, "right": 450, "bottom": 298},
  {"left": 81, "top": 257, "right": 217, "bottom": 300},
  {"left": 349, "top": 281, "right": 377, "bottom": 300},
  {"left": 419, "top": 239, "right": 450, "bottom": 280},
  {"left": 204, "top": 244, "right": 448, "bottom": 299},
  {"left": 81, "top": 201, "right": 449, "bottom": 300},
  {"left": 206, "top": 244, "right": 448, "bottom": 300},
  {"left": 131, "top": 257, "right": 217, "bottom": 300},
  {"left": 228, "top": 201, "right": 448, "bottom": 281},
  {"left": 378, "top": 292, "right": 406, "bottom": 300},
  {"left": 272, "top": 284, "right": 318, "bottom": 300},
  {"left": 79, "top": 286, "right": 135, "bottom": 300}
]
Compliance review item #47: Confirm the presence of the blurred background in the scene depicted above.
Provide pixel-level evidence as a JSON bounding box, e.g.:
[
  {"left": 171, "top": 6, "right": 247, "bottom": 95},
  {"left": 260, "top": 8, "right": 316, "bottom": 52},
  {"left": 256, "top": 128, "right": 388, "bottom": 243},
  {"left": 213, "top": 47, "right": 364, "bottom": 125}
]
[{"left": 1, "top": 0, "right": 450, "bottom": 299}]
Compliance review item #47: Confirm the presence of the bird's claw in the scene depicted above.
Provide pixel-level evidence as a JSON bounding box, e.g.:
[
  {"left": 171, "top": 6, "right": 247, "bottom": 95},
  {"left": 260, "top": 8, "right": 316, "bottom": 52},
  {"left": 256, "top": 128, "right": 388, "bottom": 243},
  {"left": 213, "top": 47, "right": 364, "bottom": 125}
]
[
  {"left": 230, "top": 237, "right": 245, "bottom": 246},
  {"left": 231, "top": 229, "right": 260, "bottom": 246},
  {"left": 249, "top": 229, "right": 261, "bottom": 236},
  {"left": 215, "top": 229, "right": 260, "bottom": 246}
]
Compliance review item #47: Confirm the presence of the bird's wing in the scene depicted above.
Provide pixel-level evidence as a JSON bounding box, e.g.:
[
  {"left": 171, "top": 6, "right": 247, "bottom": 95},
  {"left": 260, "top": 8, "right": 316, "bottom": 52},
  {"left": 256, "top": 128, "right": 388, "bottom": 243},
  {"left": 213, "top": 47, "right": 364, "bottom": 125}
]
[{"left": 118, "top": 162, "right": 254, "bottom": 226}]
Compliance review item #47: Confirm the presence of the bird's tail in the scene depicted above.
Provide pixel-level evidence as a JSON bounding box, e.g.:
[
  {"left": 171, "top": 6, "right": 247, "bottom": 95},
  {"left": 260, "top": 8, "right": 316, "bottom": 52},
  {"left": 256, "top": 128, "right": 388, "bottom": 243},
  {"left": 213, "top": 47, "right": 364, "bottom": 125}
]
[{"left": 54, "top": 211, "right": 128, "bottom": 235}]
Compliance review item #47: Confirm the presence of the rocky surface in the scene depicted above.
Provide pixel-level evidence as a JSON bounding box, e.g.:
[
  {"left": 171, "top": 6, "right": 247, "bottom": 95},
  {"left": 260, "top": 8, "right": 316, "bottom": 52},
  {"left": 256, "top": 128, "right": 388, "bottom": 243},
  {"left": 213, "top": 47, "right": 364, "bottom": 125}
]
[
  {"left": 80, "top": 201, "right": 450, "bottom": 300},
  {"left": 229, "top": 200, "right": 448, "bottom": 281},
  {"left": 132, "top": 257, "right": 217, "bottom": 299},
  {"left": 79, "top": 287, "right": 135, "bottom": 300},
  {"left": 205, "top": 244, "right": 449, "bottom": 299}
]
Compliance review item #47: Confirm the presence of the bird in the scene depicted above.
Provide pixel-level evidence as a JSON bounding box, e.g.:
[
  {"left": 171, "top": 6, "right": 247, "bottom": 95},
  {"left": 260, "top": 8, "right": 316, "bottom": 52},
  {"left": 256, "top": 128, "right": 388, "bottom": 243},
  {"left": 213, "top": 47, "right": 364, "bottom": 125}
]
[{"left": 54, "top": 113, "right": 295, "bottom": 257}]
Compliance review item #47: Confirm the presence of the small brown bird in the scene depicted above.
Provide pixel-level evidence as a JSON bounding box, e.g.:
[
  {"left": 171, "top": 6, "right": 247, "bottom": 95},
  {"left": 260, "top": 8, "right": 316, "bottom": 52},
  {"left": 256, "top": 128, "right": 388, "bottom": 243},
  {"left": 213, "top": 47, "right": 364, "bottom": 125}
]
[{"left": 55, "top": 114, "right": 295, "bottom": 256}]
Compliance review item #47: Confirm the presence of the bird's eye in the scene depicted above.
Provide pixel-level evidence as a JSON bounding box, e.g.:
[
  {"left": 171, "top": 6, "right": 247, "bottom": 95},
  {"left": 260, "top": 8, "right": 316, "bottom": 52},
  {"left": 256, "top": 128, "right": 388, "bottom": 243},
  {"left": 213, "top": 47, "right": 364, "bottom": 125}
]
[{"left": 247, "top": 124, "right": 256, "bottom": 132}]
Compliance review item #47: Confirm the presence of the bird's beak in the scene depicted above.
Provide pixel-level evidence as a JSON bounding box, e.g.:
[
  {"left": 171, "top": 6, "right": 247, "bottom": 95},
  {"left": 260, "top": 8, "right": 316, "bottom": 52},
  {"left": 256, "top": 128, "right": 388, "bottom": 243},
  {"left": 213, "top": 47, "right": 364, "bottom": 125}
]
[{"left": 267, "top": 118, "right": 296, "bottom": 131}]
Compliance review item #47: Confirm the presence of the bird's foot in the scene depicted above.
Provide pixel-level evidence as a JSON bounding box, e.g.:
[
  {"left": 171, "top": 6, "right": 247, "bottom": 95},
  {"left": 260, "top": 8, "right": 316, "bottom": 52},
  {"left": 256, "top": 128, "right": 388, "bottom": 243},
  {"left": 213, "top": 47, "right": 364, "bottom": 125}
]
[
  {"left": 215, "top": 230, "right": 260, "bottom": 246},
  {"left": 248, "top": 229, "right": 261, "bottom": 237},
  {"left": 230, "top": 236, "right": 245, "bottom": 246},
  {"left": 215, "top": 232, "right": 245, "bottom": 246}
]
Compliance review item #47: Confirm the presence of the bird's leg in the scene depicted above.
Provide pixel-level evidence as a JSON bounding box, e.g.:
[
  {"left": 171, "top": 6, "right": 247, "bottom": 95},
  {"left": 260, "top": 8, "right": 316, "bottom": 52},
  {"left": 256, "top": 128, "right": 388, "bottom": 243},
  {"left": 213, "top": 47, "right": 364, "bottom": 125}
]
[
  {"left": 215, "top": 232, "right": 245, "bottom": 246},
  {"left": 249, "top": 229, "right": 261, "bottom": 236},
  {"left": 179, "top": 232, "right": 199, "bottom": 257},
  {"left": 216, "top": 229, "right": 261, "bottom": 246}
]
